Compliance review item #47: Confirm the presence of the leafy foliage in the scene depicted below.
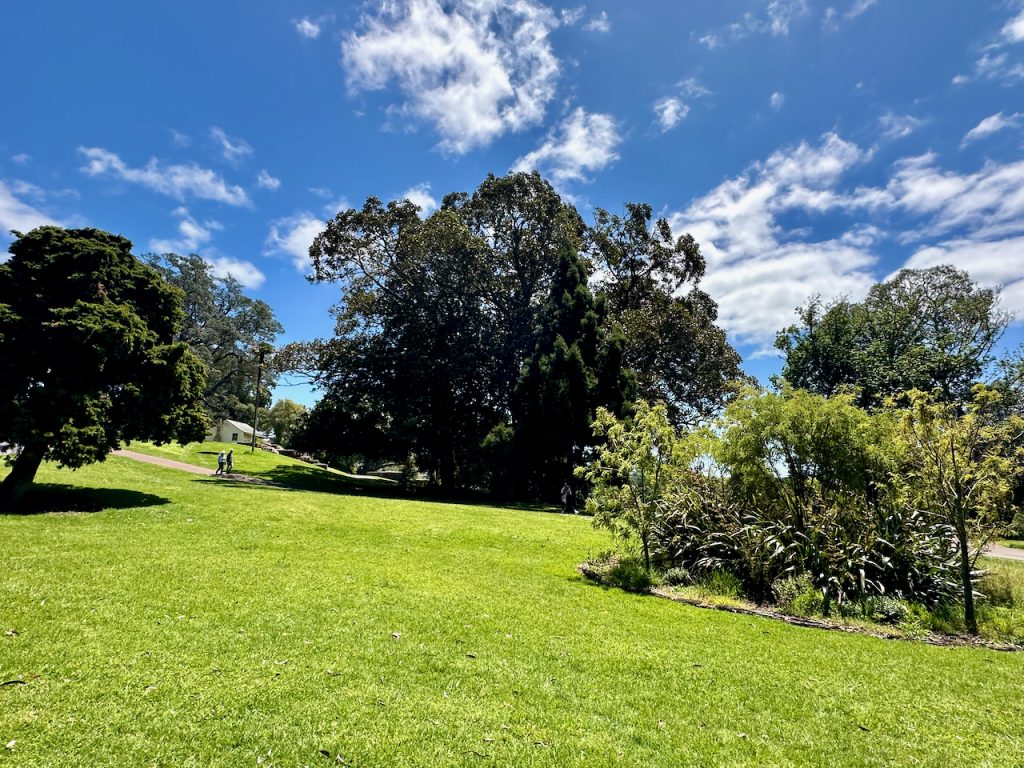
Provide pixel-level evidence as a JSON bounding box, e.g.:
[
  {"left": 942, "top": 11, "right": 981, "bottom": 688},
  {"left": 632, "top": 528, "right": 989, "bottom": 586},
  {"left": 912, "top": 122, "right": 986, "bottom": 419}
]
[
  {"left": 0, "top": 227, "right": 207, "bottom": 509},
  {"left": 776, "top": 266, "right": 1010, "bottom": 408},
  {"left": 147, "top": 253, "right": 282, "bottom": 422}
]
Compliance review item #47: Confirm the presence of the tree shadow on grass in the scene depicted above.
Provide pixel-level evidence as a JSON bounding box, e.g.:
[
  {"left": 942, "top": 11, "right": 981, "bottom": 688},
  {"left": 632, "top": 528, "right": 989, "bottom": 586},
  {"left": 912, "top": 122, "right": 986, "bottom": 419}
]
[{"left": 5, "top": 484, "right": 171, "bottom": 515}]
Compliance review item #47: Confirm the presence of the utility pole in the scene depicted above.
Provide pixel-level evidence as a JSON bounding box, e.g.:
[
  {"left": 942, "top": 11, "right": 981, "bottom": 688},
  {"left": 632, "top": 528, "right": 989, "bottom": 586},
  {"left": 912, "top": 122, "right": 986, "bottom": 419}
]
[{"left": 251, "top": 345, "right": 268, "bottom": 452}]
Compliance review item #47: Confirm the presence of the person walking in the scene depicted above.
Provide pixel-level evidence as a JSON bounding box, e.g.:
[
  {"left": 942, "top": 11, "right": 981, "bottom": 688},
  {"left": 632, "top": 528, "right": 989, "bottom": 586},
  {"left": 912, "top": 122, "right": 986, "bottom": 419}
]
[
  {"left": 225, "top": 449, "right": 234, "bottom": 474},
  {"left": 216, "top": 450, "right": 226, "bottom": 475}
]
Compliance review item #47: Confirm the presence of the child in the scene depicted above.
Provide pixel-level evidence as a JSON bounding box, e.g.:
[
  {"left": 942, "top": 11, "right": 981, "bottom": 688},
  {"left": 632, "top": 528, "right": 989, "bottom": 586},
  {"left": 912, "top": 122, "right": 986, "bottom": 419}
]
[{"left": 216, "top": 450, "right": 226, "bottom": 475}]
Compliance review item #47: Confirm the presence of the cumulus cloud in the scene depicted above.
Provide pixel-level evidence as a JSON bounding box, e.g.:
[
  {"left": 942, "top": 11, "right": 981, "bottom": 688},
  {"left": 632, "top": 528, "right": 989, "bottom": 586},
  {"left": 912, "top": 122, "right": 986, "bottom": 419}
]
[
  {"left": 770, "top": 91, "right": 785, "bottom": 111},
  {"left": 583, "top": 11, "right": 610, "bottom": 33},
  {"left": 295, "top": 18, "right": 321, "bottom": 38},
  {"left": 402, "top": 182, "right": 437, "bottom": 214},
  {"left": 653, "top": 97, "right": 689, "bottom": 132},
  {"left": 652, "top": 78, "right": 709, "bottom": 132},
  {"left": 667, "top": 133, "right": 876, "bottom": 349},
  {"left": 149, "top": 207, "right": 264, "bottom": 288},
  {"left": 265, "top": 212, "right": 326, "bottom": 272},
  {"left": 513, "top": 107, "right": 621, "bottom": 184},
  {"left": 961, "top": 112, "right": 1023, "bottom": 146},
  {"left": 149, "top": 207, "right": 221, "bottom": 254},
  {"left": 210, "top": 127, "right": 253, "bottom": 164},
  {"left": 207, "top": 256, "right": 266, "bottom": 289},
  {"left": 342, "top": 0, "right": 560, "bottom": 154},
  {"left": 0, "top": 180, "right": 60, "bottom": 246},
  {"left": 78, "top": 147, "right": 250, "bottom": 206},
  {"left": 904, "top": 236, "right": 1024, "bottom": 319},
  {"left": 257, "top": 169, "right": 281, "bottom": 190}
]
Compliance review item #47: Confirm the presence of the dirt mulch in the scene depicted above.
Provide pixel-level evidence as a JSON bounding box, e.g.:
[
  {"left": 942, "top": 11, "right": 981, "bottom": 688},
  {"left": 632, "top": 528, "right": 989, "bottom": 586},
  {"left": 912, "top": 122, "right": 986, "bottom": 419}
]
[{"left": 577, "top": 563, "right": 1022, "bottom": 652}]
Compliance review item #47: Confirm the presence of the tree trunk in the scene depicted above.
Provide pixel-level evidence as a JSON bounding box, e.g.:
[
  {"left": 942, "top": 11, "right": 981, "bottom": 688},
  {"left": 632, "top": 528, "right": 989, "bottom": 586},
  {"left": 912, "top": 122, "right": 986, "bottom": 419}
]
[
  {"left": 0, "top": 446, "right": 45, "bottom": 512},
  {"left": 957, "top": 527, "right": 978, "bottom": 635},
  {"left": 641, "top": 532, "right": 651, "bottom": 574}
]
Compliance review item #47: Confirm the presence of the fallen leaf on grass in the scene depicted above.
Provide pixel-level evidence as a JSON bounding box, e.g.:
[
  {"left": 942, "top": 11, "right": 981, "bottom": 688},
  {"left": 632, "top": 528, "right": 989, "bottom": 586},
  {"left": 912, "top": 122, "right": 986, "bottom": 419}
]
[
  {"left": 466, "top": 653, "right": 477, "bottom": 659},
  {"left": 391, "top": 632, "right": 401, "bottom": 640},
  {"left": 858, "top": 725, "right": 871, "bottom": 732},
  {"left": 4, "top": 630, "right": 18, "bottom": 638},
  {"left": 5, "top": 740, "right": 15, "bottom": 750},
  {"left": 144, "top": 685, "right": 157, "bottom": 695},
  {"left": 0, "top": 680, "right": 27, "bottom": 687}
]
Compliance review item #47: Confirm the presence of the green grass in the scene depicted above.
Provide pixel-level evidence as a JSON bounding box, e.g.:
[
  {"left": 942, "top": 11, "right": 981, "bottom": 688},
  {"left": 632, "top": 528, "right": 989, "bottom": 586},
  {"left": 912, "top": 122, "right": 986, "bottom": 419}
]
[
  {"left": 125, "top": 440, "right": 397, "bottom": 492},
  {"left": 2, "top": 458, "right": 1023, "bottom": 766},
  {"left": 996, "top": 538, "right": 1024, "bottom": 550}
]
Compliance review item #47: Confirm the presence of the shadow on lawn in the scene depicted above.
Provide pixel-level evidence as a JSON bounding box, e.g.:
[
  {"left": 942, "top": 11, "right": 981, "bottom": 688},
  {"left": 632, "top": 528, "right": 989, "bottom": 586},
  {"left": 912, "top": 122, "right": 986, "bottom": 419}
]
[{"left": 6, "top": 484, "right": 171, "bottom": 515}]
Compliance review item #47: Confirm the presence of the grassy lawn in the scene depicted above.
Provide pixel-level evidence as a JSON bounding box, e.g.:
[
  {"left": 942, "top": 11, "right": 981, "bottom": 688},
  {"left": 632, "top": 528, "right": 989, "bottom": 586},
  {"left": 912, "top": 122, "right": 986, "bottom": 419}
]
[
  {"left": 125, "top": 440, "right": 397, "bottom": 492},
  {"left": 2, "top": 457, "right": 1023, "bottom": 766}
]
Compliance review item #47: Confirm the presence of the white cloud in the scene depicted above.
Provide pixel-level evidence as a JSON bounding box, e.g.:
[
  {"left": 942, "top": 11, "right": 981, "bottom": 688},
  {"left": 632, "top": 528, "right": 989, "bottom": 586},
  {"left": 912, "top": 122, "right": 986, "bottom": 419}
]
[
  {"left": 257, "top": 169, "right": 281, "bottom": 190},
  {"left": 265, "top": 213, "right": 326, "bottom": 271},
  {"left": 149, "top": 207, "right": 264, "bottom": 288},
  {"left": 1003, "top": 8, "right": 1024, "bottom": 43},
  {"left": 402, "top": 182, "right": 437, "bottom": 214},
  {"left": 667, "top": 133, "right": 876, "bottom": 349},
  {"left": 149, "top": 207, "right": 221, "bottom": 254},
  {"left": 878, "top": 112, "right": 924, "bottom": 140},
  {"left": 654, "top": 97, "right": 689, "bottom": 132},
  {"left": 342, "top": 0, "right": 560, "bottom": 154},
  {"left": 513, "top": 107, "right": 620, "bottom": 184},
  {"left": 560, "top": 6, "right": 585, "bottom": 25},
  {"left": 904, "top": 236, "right": 1024, "bottom": 319},
  {"left": 652, "top": 78, "right": 709, "bottom": 132},
  {"left": 961, "top": 112, "right": 1023, "bottom": 146},
  {"left": 78, "top": 146, "right": 251, "bottom": 206},
  {"left": 210, "top": 127, "right": 253, "bottom": 164},
  {"left": 698, "top": 0, "right": 809, "bottom": 47},
  {"left": 207, "top": 256, "right": 266, "bottom": 289},
  {"left": 583, "top": 11, "right": 610, "bottom": 33},
  {"left": 10, "top": 153, "right": 31, "bottom": 165},
  {"left": 770, "top": 91, "right": 785, "bottom": 111},
  {"left": 295, "top": 18, "right": 321, "bottom": 39},
  {"left": 0, "top": 180, "right": 60, "bottom": 244}
]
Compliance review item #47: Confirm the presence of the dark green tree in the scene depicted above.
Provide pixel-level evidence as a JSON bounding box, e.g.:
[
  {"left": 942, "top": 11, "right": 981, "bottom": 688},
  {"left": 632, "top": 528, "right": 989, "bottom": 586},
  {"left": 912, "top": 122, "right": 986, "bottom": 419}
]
[
  {"left": 0, "top": 227, "right": 207, "bottom": 510},
  {"left": 777, "top": 266, "right": 1010, "bottom": 408},
  {"left": 512, "top": 245, "right": 634, "bottom": 495},
  {"left": 588, "top": 203, "right": 743, "bottom": 427},
  {"left": 146, "top": 253, "right": 282, "bottom": 421}
]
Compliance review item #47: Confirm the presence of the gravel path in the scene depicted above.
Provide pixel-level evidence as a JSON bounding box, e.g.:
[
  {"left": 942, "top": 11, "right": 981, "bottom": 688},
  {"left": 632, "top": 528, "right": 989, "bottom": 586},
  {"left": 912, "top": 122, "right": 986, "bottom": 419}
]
[
  {"left": 112, "top": 449, "right": 217, "bottom": 476},
  {"left": 985, "top": 543, "right": 1024, "bottom": 562}
]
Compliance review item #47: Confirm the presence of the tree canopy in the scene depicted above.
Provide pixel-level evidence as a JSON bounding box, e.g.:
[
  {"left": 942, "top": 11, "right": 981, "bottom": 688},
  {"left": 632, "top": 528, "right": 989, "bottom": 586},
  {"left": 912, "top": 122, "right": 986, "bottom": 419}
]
[
  {"left": 147, "top": 253, "right": 282, "bottom": 422},
  {"left": 0, "top": 227, "right": 208, "bottom": 509},
  {"left": 776, "top": 266, "right": 1010, "bottom": 408},
  {"left": 295, "top": 173, "right": 740, "bottom": 497}
]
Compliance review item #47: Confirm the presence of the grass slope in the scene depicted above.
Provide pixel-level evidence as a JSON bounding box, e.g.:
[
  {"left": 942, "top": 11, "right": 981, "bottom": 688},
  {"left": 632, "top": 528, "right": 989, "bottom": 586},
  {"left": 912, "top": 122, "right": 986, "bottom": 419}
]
[
  {"left": 1, "top": 457, "right": 1023, "bottom": 767},
  {"left": 125, "top": 440, "right": 396, "bottom": 492}
]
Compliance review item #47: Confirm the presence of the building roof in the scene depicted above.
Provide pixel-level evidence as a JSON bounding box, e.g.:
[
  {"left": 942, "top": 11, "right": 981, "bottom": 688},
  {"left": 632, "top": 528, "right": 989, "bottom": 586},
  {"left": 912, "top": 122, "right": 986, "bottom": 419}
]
[{"left": 221, "top": 419, "right": 254, "bottom": 433}]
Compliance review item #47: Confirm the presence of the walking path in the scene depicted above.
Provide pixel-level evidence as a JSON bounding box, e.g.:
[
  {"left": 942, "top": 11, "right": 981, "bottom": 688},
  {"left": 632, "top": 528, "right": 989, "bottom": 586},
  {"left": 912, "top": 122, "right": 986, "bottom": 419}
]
[
  {"left": 113, "top": 449, "right": 215, "bottom": 475},
  {"left": 985, "top": 543, "right": 1024, "bottom": 562}
]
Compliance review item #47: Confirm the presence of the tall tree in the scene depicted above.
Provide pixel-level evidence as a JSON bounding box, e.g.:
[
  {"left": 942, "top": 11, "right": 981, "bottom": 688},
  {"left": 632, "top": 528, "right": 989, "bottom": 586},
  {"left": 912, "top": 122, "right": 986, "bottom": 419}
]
[
  {"left": 777, "top": 266, "right": 1010, "bottom": 408},
  {"left": 147, "top": 253, "right": 282, "bottom": 421},
  {"left": 588, "top": 203, "right": 743, "bottom": 427},
  {"left": 512, "top": 245, "right": 635, "bottom": 495},
  {"left": 0, "top": 227, "right": 207, "bottom": 510},
  {"left": 266, "top": 399, "right": 309, "bottom": 447}
]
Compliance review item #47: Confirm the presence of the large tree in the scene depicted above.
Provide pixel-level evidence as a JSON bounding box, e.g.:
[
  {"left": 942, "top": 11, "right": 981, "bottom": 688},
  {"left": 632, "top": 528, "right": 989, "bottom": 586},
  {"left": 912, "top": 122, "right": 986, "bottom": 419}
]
[
  {"left": 777, "top": 266, "right": 1010, "bottom": 408},
  {"left": 147, "top": 253, "right": 282, "bottom": 421},
  {"left": 588, "top": 203, "right": 744, "bottom": 427},
  {"left": 0, "top": 227, "right": 208, "bottom": 509}
]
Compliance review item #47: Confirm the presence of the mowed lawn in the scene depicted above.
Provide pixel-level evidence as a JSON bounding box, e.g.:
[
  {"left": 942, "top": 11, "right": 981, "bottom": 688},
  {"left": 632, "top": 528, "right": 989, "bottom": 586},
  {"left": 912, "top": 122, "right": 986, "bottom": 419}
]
[{"left": 1, "top": 457, "right": 1022, "bottom": 767}]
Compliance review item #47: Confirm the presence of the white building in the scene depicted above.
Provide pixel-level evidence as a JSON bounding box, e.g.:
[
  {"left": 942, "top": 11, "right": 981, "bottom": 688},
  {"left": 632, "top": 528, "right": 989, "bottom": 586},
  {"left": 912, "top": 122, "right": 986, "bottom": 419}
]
[{"left": 206, "top": 418, "right": 256, "bottom": 445}]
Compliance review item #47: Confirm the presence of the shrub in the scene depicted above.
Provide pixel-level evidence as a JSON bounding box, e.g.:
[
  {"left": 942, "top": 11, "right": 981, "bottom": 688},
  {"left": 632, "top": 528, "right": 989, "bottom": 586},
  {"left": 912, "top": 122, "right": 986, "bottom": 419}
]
[
  {"left": 660, "top": 566, "right": 692, "bottom": 587},
  {"left": 773, "top": 573, "right": 815, "bottom": 614},
  {"left": 978, "top": 571, "right": 1016, "bottom": 608},
  {"left": 606, "top": 558, "right": 653, "bottom": 593},
  {"left": 699, "top": 570, "right": 743, "bottom": 598}
]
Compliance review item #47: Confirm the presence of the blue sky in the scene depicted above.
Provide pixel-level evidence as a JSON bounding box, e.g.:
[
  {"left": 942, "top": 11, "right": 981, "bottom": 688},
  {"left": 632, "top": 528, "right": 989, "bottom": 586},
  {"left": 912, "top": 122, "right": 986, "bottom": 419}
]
[{"left": 3, "top": 0, "right": 1024, "bottom": 406}]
